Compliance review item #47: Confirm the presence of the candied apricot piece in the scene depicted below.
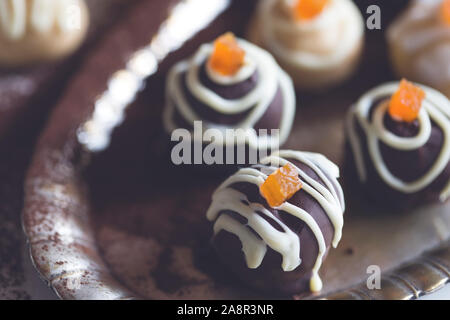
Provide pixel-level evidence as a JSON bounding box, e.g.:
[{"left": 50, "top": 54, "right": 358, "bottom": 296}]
[
  {"left": 207, "top": 32, "right": 245, "bottom": 76},
  {"left": 442, "top": 0, "right": 450, "bottom": 26},
  {"left": 388, "top": 79, "right": 425, "bottom": 123},
  {"left": 260, "top": 163, "right": 303, "bottom": 208},
  {"left": 293, "top": 0, "right": 329, "bottom": 21}
]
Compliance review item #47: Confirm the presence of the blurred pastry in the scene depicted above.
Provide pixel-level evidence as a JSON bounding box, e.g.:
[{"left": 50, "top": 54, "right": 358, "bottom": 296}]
[
  {"left": 387, "top": 0, "right": 450, "bottom": 98},
  {"left": 248, "top": 0, "right": 364, "bottom": 90},
  {"left": 346, "top": 80, "right": 450, "bottom": 208},
  {"left": 0, "top": 0, "right": 89, "bottom": 67}
]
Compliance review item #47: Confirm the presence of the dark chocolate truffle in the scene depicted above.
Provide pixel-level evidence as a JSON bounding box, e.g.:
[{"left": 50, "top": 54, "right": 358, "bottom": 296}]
[
  {"left": 346, "top": 82, "right": 450, "bottom": 208},
  {"left": 163, "top": 35, "right": 296, "bottom": 155},
  {"left": 206, "top": 150, "right": 345, "bottom": 294}
]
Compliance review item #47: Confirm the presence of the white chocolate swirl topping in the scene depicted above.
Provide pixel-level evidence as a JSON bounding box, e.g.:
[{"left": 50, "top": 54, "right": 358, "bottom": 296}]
[
  {"left": 387, "top": 0, "right": 450, "bottom": 98},
  {"left": 0, "top": 0, "right": 84, "bottom": 40},
  {"left": 163, "top": 38, "right": 296, "bottom": 150},
  {"left": 206, "top": 150, "right": 345, "bottom": 292},
  {"left": 346, "top": 82, "right": 450, "bottom": 201},
  {"left": 254, "top": 0, "right": 363, "bottom": 71}
]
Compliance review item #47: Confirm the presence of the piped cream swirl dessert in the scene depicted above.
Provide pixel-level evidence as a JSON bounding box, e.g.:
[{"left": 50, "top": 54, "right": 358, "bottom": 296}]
[{"left": 248, "top": 0, "right": 364, "bottom": 90}]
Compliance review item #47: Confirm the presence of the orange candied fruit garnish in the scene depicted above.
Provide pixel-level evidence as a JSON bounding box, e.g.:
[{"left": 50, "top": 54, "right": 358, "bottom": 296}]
[
  {"left": 388, "top": 79, "right": 425, "bottom": 123},
  {"left": 260, "top": 163, "right": 303, "bottom": 208},
  {"left": 293, "top": 0, "right": 330, "bottom": 21},
  {"left": 441, "top": 0, "right": 450, "bottom": 26},
  {"left": 207, "top": 32, "right": 245, "bottom": 76}
]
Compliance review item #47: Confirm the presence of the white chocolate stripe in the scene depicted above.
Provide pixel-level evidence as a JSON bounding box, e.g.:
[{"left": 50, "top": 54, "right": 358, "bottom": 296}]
[
  {"left": 206, "top": 150, "right": 345, "bottom": 292},
  {"left": 261, "top": 154, "right": 344, "bottom": 247},
  {"left": 213, "top": 214, "right": 267, "bottom": 269},
  {"left": 185, "top": 42, "right": 278, "bottom": 114},
  {"left": 208, "top": 168, "right": 321, "bottom": 273},
  {"left": 205, "top": 55, "right": 256, "bottom": 86},
  {"left": 347, "top": 82, "right": 450, "bottom": 200},
  {"left": 306, "top": 152, "right": 346, "bottom": 210},
  {"left": 372, "top": 101, "right": 432, "bottom": 151},
  {"left": 266, "top": 151, "right": 345, "bottom": 211},
  {"left": 278, "top": 202, "right": 326, "bottom": 290}
]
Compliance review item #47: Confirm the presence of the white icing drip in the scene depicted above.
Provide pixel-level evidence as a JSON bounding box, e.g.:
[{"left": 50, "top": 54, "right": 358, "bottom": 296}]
[
  {"left": 210, "top": 188, "right": 302, "bottom": 271},
  {"left": 387, "top": 0, "right": 450, "bottom": 95},
  {"left": 257, "top": 0, "right": 364, "bottom": 70},
  {"left": 206, "top": 150, "right": 345, "bottom": 292},
  {"left": 214, "top": 213, "right": 268, "bottom": 268},
  {"left": 347, "top": 82, "right": 450, "bottom": 201},
  {"left": 0, "top": 0, "right": 82, "bottom": 40},
  {"left": 163, "top": 38, "right": 296, "bottom": 150}
]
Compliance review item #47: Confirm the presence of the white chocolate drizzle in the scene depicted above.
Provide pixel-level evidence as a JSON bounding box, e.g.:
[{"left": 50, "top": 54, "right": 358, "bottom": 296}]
[
  {"left": 206, "top": 150, "right": 345, "bottom": 292},
  {"left": 346, "top": 82, "right": 450, "bottom": 201},
  {"left": 0, "top": 0, "right": 83, "bottom": 40},
  {"left": 255, "top": 0, "right": 364, "bottom": 71},
  {"left": 163, "top": 38, "right": 296, "bottom": 150}
]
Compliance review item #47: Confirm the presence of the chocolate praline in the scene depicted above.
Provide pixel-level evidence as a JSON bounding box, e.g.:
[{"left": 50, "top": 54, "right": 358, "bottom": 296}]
[
  {"left": 206, "top": 150, "right": 345, "bottom": 294},
  {"left": 345, "top": 83, "right": 450, "bottom": 209},
  {"left": 163, "top": 37, "right": 296, "bottom": 168}
]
